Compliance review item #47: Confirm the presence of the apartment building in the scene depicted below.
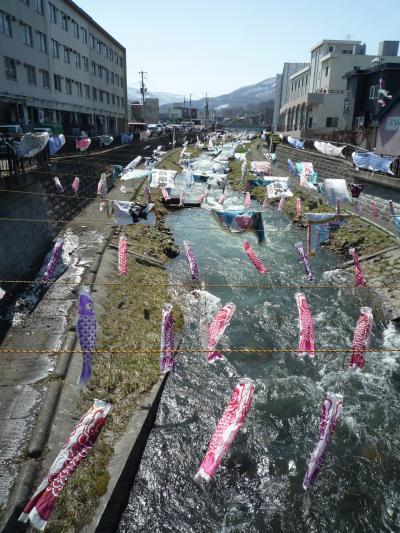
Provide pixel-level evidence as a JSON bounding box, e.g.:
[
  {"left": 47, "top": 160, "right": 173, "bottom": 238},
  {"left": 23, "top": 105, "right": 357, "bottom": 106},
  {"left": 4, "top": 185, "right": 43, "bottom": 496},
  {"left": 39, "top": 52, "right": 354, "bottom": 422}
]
[
  {"left": 278, "top": 39, "right": 400, "bottom": 136},
  {"left": 272, "top": 62, "right": 308, "bottom": 130},
  {"left": 0, "top": 0, "right": 128, "bottom": 135}
]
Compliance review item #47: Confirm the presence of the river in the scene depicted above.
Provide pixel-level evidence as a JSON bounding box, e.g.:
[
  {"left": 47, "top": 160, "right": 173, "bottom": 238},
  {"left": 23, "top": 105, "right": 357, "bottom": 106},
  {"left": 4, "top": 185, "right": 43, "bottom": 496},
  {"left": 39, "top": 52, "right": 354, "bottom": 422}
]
[{"left": 118, "top": 170, "right": 400, "bottom": 532}]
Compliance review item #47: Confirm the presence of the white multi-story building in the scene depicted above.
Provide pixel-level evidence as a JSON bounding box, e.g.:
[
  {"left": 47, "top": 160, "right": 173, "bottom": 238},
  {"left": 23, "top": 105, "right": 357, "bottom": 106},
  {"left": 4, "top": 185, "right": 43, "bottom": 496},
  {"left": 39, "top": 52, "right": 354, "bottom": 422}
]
[
  {"left": 0, "top": 0, "right": 128, "bottom": 135},
  {"left": 272, "top": 62, "right": 308, "bottom": 131},
  {"left": 278, "top": 39, "right": 400, "bottom": 135}
]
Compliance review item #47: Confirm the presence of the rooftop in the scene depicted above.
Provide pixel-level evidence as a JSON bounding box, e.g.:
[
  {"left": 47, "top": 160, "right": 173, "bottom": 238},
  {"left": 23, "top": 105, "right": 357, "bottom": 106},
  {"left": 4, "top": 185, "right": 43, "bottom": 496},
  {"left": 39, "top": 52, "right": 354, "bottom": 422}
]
[
  {"left": 344, "top": 62, "right": 400, "bottom": 78},
  {"left": 310, "top": 39, "right": 361, "bottom": 52}
]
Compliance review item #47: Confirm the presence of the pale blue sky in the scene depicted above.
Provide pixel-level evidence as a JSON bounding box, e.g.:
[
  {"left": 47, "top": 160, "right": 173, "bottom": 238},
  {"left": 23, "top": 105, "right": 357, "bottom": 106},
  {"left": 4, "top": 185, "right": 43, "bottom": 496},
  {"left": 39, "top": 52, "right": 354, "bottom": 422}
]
[{"left": 75, "top": 0, "right": 400, "bottom": 97}]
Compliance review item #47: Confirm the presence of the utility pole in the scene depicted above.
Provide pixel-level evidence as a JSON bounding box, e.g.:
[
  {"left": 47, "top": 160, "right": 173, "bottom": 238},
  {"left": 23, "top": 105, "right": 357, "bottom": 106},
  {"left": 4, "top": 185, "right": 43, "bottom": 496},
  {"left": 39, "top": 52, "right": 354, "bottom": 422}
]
[
  {"left": 138, "top": 71, "right": 148, "bottom": 106},
  {"left": 205, "top": 92, "right": 209, "bottom": 125},
  {"left": 189, "top": 93, "right": 192, "bottom": 121}
]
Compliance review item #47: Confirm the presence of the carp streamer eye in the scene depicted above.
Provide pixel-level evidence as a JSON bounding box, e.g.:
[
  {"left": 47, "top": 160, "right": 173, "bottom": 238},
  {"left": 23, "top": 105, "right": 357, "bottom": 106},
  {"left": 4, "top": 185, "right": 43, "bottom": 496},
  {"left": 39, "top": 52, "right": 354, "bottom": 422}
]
[{"left": 85, "top": 302, "right": 93, "bottom": 311}]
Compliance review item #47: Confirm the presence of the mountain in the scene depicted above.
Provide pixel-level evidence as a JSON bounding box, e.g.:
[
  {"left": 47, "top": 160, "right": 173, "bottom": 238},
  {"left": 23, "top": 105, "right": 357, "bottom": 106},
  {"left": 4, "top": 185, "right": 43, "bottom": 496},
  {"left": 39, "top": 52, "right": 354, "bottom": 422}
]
[{"left": 128, "top": 87, "right": 183, "bottom": 106}]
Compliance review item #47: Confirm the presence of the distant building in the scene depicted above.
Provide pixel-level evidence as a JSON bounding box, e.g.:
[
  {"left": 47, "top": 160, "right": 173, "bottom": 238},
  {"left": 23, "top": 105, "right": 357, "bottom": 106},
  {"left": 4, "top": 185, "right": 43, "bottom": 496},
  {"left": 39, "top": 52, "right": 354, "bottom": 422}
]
[
  {"left": 0, "top": 0, "right": 128, "bottom": 135},
  {"left": 129, "top": 98, "right": 160, "bottom": 123},
  {"left": 272, "top": 63, "right": 308, "bottom": 130},
  {"left": 376, "top": 90, "right": 400, "bottom": 155},
  {"left": 278, "top": 39, "right": 400, "bottom": 136}
]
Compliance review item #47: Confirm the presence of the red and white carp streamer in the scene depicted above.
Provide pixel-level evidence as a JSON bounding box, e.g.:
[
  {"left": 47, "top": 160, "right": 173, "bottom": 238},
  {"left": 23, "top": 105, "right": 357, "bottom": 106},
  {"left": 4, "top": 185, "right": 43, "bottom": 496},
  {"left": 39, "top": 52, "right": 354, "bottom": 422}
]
[
  {"left": 245, "top": 192, "right": 251, "bottom": 209},
  {"left": 19, "top": 399, "right": 111, "bottom": 530},
  {"left": 160, "top": 303, "right": 175, "bottom": 373},
  {"left": 303, "top": 392, "right": 343, "bottom": 489},
  {"left": 207, "top": 302, "right": 236, "bottom": 363},
  {"left": 278, "top": 196, "right": 286, "bottom": 211},
  {"left": 53, "top": 177, "right": 63, "bottom": 193},
  {"left": 349, "top": 247, "right": 367, "bottom": 288},
  {"left": 242, "top": 240, "right": 268, "bottom": 274},
  {"left": 161, "top": 187, "right": 170, "bottom": 201},
  {"left": 118, "top": 235, "right": 128, "bottom": 276},
  {"left": 179, "top": 190, "right": 185, "bottom": 207},
  {"left": 144, "top": 185, "right": 152, "bottom": 204},
  {"left": 295, "top": 292, "right": 315, "bottom": 357},
  {"left": 97, "top": 173, "right": 107, "bottom": 200},
  {"left": 295, "top": 196, "right": 302, "bottom": 218},
  {"left": 183, "top": 240, "right": 200, "bottom": 280},
  {"left": 194, "top": 379, "right": 255, "bottom": 483},
  {"left": 349, "top": 307, "right": 373, "bottom": 370},
  {"left": 71, "top": 176, "right": 80, "bottom": 195},
  {"left": 370, "top": 200, "right": 378, "bottom": 219}
]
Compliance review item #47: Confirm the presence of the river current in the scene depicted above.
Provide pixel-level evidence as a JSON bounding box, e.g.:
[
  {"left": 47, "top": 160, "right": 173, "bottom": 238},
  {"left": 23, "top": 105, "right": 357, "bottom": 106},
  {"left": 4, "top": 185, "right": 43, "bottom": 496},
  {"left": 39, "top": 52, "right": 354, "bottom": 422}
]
[{"left": 119, "top": 172, "right": 400, "bottom": 533}]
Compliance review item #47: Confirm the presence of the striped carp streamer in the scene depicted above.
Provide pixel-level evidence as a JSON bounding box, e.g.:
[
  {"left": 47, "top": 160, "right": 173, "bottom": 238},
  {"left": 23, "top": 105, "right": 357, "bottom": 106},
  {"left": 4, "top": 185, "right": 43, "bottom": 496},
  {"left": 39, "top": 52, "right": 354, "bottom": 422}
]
[
  {"left": 97, "top": 173, "right": 107, "bottom": 200},
  {"left": 19, "top": 399, "right": 111, "bottom": 530},
  {"left": 161, "top": 187, "right": 170, "bottom": 201},
  {"left": 179, "top": 190, "right": 185, "bottom": 207},
  {"left": 207, "top": 302, "right": 236, "bottom": 363},
  {"left": 160, "top": 303, "right": 175, "bottom": 373},
  {"left": 245, "top": 192, "right": 251, "bottom": 209},
  {"left": 370, "top": 200, "right": 378, "bottom": 219},
  {"left": 183, "top": 240, "right": 200, "bottom": 280},
  {"left": 144, "top": 185, "right": 152, "bottom": 204},
  {"left": 354, "top": 198, "right": 362, "bottom": 215},
  {"left": 198, "top": 188, "right": 209, "bottom": 203},
  {"left": 241, "top": 159, "right": 247, "bottom": 180},
  {"left": 295, "top": 292, "right": 315, "bottom": 357},
  {"left": 349, "top": 307, "right": 373, "bottom": 370},
  {"left": 53, "top": 177, "right": 64, "bottom": 193},
  {"left": 43, "top": 239, "right": 64, "bottom": 282},
  {"left": 295, "top": 196, "right": 302, "bottom": 218},
  {"left": 194, "top": 379, "right": 255, "bottom": 484},
  {"left": 303, "top": 392, "right": 343, "bottom": 489},
  {"left": 278, "top": 196, "right": 286, "bottom": 211},
  {"left": 242, "top": 240, "right": 268, "bottom": 274},
  {"left": 349, "top": 248, "right": 367, "bottom": 288},
  {"left": 295, "top": 241, "right": 315, "bottom": 282},
  {"left": 118, "top": 235, "right": 128, "bottom": 276},
  {"left": 76, "top": 286, "right": 96, "bottom": 389},
  {"left": 71, "top": 176, "right": 80, "bottom": 195}
]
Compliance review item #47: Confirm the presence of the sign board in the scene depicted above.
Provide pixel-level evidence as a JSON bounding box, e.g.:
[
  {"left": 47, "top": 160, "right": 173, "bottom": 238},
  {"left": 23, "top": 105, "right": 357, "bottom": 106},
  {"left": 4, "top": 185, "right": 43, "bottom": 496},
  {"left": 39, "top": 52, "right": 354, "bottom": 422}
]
[{"left": 386, "top": 116, "right": 400, "bottom": 130}]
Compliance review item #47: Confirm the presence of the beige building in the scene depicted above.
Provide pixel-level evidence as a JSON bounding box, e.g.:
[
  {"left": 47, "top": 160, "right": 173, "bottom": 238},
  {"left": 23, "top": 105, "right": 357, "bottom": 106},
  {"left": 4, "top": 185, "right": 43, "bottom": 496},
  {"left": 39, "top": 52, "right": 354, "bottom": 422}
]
[
  {"left": 0, "top": 0, "right": 128, "bottom": 135},
  {"left": 279, "top": 39, "right": 400, "bottom": 136}
]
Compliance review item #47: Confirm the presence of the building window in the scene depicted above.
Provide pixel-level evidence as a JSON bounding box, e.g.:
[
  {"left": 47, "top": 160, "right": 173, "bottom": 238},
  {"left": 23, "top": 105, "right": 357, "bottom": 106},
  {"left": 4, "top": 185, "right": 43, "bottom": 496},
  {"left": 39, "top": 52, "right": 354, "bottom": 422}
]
[
  {"left": 91, "top": 61, "right": 96, "bottom": 75},
  {"left": 97, "top": 39, "right": 101, "bottom": 53},
  {"left": 21, "top": 0, "right": 30, "bottom": 5},
  {"left": 81, "top": 27, "right": 87, "bottom": 44},
  {"left": 72, "top": 20, "right": 79, "bottom": 38},
  {"left": 325, "top": 66, "right": 329, "bottom": 77},
  {"left": 116, "top": 95, "right": 120, "bottom": 106},
  {"left": 83, "top": 56, "right": 89, "bottom": 71},
  {"left": 106, "top": 92, "right": 110, "bottom": 104},
  {"left": 84, "top": 84, "right": 90, "bottom": 98},
  {"left": 0, "top": 11, "right": 12, "bottom": 36},
  {"left": 342, "top": 49, "right": 352, "bottom": 55},
  {"left": 26, "top": 64, "right": 36, "bottom": 85},
  {"left": 120, "top": 76, "right": 124, "bottom": 87},
  {"left": 92, "top": 87, "right": 97, "bottom": 100},
  {"left": 98, "top": 66, "right": 102, "bottom": 79},
  {"left": 54, "top": 73, "right": 62, "bottom": 91},
  {"left": 114, "top": 51, "right": 118, "bottom": 63},
  {"left": 37, "top": 31, "right": 47, "bottom": 53},
  {"left": 41, "top": 69, "right": 49, "bottom": 88},
  {"left": 99, "top": 90, "right": 104, "bottom": 102},
  {"left": 328, "top": 45, "right": 335, "bottom": 53},
  {"left": 369, "top": 85, "right": 378, "bottom": 99},
  {"left": 4, "top": 56, "right": 17, "bottom": 80},
  {"left": 51, "top": 38, "right": 59, "bottom": 58},
  {"left": 104, "top": 45, "right": 108, "bottom": 59},
  {"left": 48, "top": 3, "right": 57, "bottom": 23},
  {"left": 121, "top": 97, "right": 124, "bottom": 108},
  {"left": 74, "top": 51, "right": 81, "bottom": 68},
  {"left": 22, "top": 23, "right": 33, "bottom": 46},
  {"left": 111, "top": 72, "right": 114, "bottom": 84},
  {"left": 90, "top": 33, "right": 95, "bottom": 48},
  {"left": 64, "top": 46, "right": 70, "bottom": 63},
  {"left": 355, "top": 116, "right": 364, "bottom": 129},
  {"left": 76, "top": 81, "right": 82, "bottom": 97},
  {"left": 119, "top": 56, "right": 123, "bottom": 67},
  {"left": 326, "top": 117, "right": 338, "bottom": 128},
  {"left": 115, "top": 74, "right": 119, "bottom": 86},
  {"left": 111, "top": 94, "right": 115, "bottom": 105},
  {"left": 66, "top": 78, "right": 72, "bottom": 94},
  {"left": 61, "top": 12, "right": 68, "bottom": 31},
  {"left": 105, "top": 68, "right": 109, "bottom": 82},
  {"left": 36, "top": 0, "right": 43, "bottom": 14}
]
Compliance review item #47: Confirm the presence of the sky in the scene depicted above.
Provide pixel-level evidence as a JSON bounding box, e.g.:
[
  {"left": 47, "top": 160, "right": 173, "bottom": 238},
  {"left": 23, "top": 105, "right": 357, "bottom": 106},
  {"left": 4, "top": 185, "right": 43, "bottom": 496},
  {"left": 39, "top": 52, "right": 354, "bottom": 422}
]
[{"left": 75, "top": 0, "right": 400, "bottom": 98}]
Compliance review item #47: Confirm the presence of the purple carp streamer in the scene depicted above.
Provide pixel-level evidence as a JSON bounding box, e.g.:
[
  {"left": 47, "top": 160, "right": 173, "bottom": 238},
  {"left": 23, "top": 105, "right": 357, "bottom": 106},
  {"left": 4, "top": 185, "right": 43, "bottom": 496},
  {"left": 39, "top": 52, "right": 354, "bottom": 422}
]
[
  {"left": 349, "top": 247, "right": 367, "bottom": 288},
  {"left": 295, "top": 292, "right": 315, "bottom": 357},
  {"left": 43, "top": 239, "right": 64, "bottom": 282},
  {"left": 53, "top": 177, "right": 64, "bottom": 193},
  {"left": 160, "top": 303, "right": 175, "bottom": 372},
  {"left": 207, "top": 302, "right": 236, "bottom": 363},
  {"left": 349, "top": 307, "right": 373, "bottom": 370},
  {"left": 183, "top": 240, "right": 200, "bottom": 280},
  {"left": 194, "top": 379, "right": 255, "bottom": 483},
  {"left": 303, "top": 392, "right": 343, "bottom": 489},
  {"left": 76, "top": 287, "right": 96, "bottom": 389},
  {"left": 19, "top": 399, "right": 111, "bottom": 530},
  {"left": 295, "top": 241, "right": 315, "bottom": 282}
]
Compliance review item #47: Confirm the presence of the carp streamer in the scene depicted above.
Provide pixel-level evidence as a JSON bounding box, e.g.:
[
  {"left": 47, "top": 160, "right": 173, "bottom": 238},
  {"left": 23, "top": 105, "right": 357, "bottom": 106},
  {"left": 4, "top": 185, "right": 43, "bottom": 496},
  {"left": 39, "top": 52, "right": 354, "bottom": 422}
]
[
  {"left": 207, "top": 302, "right": 236, "bottom": 362},
  {"left": 118, "top": 235, "right": 128, "bottom": 275},
  {"left": 295, "top": 292, "right": 315, "bottom": 357},
  {"left": 349, "top": 247, "right": 366, "bottom": 288},
  {"left": 349, "top": 307, "right": 373, "bottom": 370},
  {"left": 183, "top": 240, "right": 200, "bottom": 280},
  {"left": 43, "top": 239, "right": 64, "bottom": 282},
  {"left": 76, "top": 287, "right": 96, "bottom": 389},
  {"left": 160, "top": 303, "right": 175, "bottom": 372},
  {"left": 243, "top": 240, "right": 268, "bottom": 274},
  {"left": 295, "top": 241, "right": 315, "bottom": 282}
]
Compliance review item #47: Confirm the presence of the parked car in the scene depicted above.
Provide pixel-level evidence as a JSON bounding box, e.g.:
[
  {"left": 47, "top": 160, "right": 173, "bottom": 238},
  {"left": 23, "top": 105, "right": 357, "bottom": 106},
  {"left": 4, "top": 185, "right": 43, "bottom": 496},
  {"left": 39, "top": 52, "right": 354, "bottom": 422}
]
[
  {"left": 0, "top": 124, "right": 23, "bottom": 139},
  {"left": 33, "top": 127, "right": 54, "bottom": 136}
]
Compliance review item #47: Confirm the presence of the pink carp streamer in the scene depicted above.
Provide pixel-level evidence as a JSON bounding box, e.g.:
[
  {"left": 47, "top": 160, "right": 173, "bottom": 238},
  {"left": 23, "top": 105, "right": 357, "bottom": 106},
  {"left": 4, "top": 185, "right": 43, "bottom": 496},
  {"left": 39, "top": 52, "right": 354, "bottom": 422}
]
[
  {"left": 295, "top": 292, "right": 315, "bottom": 357},
  {"left": 183, "top": 240, "right": 200, "bottom": 280},
  {"left": 194, "top": 379, "right": 255, "bottom": 483},
  {"left": 53, "top": 177, "right": 64, "bottom": 193},
  {"left": 389, "top": 200, "right": 395, "bottom": 216},
  {"left": 97, "top": 174, "right": 107, "bottom": 200},
  {"left": 303, "top": 392, "right": 343, "bottom": 489},
  {"left": 354, "top": 198, "right": 362, "bottom": 215},
  {"left": 43, "top": 239, "right": 64, "bottom": 282},
  {"left": 160, "top": 303, "right": 175, "bottom": 372},
  {"left": 349, "top": 247, "right": 367, "bottom": 288},
  {"left": 207, "top": 302, "right": 236, "bottom": 362},
  {"left": 198, "top": 188, "right": 209, "bottom": 203},
  {"left": 295, "top": 241, "right": 315, "bottom": 282},
  {"left": 118, "top": 235, "right": 128, "bottom": 275},
  {"left": 242, "top": 240, "right": 268, "bottom": 274},
  {"left": 245, "top": 192, "right": 251, "bottom": 209},
  {"left": 161, "top": 187, "right": 170, "bottom": 200},
  {"left": 179, "top": 190, "right": 185, "bottom": 207},
  {"left": 278, "top": 196, "right": 286, "bottom": 211},
  {"left": 349, "top": 307, "right": 373, "bottom": 370},
  {"left": 219, "top": 191, "right": 227, "bottom": 205},
  {"left": 295, "top": 196, "right": 302, "bottom": 218},
  {"left": 370, "top": 200, "right": 378, "bottom": 219},
  {"left": 144, "top": 185, "right": 152, "bottom": 204},
  {"left": 19, "top": 399, "right": 111, "bottom": 530},
  {"left": 71, "top": 176, "right": 80, "bottom": 195}
]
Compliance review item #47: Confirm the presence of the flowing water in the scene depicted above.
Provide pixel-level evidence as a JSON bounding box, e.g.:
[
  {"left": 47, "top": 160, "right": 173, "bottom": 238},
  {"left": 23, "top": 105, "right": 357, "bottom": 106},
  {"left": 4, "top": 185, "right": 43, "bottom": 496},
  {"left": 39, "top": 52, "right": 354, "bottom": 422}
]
[{"left": 119, "top": 173, "right": 400, "bottom": 532}]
